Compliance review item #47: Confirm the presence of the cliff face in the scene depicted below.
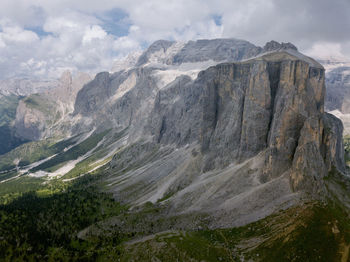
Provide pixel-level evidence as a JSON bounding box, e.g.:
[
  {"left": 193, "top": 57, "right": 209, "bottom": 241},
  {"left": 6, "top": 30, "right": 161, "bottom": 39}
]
[
  {"left": 146, "top": 51, "right": 343, "bottom": 196},
  {"left": 99, "top": 49, "right": 347, "bottom": 228}
]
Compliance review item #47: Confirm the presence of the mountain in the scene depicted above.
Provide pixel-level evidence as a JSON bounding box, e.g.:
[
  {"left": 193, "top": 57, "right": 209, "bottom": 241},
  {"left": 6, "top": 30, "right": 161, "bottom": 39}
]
[
  {"left": 0, "top": 72, "right": 91, "bottom": 156},
  {"left": 0, "top": 39, "right": 349, "bottom": 261},
  {"left": 14, "top": 71, "right": 91, "bottom": 141},
  {"left": 0, "top": 77, "right": 61, "bottom": 154},
  {"left": 102, "top": 49, "right": 344, "bottom": 226},
  {"left": 320, "top": 58, "right": 350, "bottom": 135}
]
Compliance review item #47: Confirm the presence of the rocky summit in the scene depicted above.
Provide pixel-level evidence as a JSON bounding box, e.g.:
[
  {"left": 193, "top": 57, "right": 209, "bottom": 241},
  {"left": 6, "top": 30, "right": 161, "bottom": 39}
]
[{"left": 1, "top": 38, "right": 350, "bottom": 261}]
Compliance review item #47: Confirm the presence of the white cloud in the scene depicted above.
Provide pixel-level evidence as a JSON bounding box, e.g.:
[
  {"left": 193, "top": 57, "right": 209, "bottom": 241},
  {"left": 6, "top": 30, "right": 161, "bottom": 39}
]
[
  {"left": 305, "top": 42, "right": 347, "bottom": 60},
  {"left": 0, "top": 20, "right": 39, "bottom": 44},
  {"left": 82, "top": 25, "right": 107, "bottom": 44},
  {"left": 0, "top": 0, "right": 349, "bottom": 79}
]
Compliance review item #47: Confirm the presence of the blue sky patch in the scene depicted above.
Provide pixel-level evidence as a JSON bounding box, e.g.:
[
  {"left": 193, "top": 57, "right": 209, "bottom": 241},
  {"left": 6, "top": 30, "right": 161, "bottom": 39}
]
[
  {"left": 213, "top": 15, "right": 222, "bottom": 26},
  {"left": 96, "top": 8, "right": 131, "bottom": 37},
  {"left": 25, "top": 26, "right": 52, "bottom": 37}
]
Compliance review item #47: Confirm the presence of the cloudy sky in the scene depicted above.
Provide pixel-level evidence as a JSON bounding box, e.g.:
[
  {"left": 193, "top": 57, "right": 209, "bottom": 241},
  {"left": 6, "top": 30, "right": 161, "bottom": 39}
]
[{"left": 0, "top": 0, "right": 349, "bottom": 79}]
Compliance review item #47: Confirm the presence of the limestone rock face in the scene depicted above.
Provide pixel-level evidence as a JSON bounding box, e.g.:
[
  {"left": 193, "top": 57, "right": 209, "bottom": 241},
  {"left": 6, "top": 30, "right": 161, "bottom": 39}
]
[
  {"left": 146, "top": 50, "right": 343, "bottom": 195},
  {"left": 322, "top": 113, "right": 346, "bottom": 173},
  {"left": 73, "top": 67, "right": 159, "bottom": 137}
]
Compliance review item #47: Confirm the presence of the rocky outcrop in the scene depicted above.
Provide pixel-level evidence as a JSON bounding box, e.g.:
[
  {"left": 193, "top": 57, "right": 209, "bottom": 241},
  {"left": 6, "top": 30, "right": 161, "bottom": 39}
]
[
  {"left": 262, "top": 40, "right": 298, "bottom": 52},
  {"left": 136, "top": 40, "right": 176, "bottom": 66},
  {"left": 14, "top": 71, "right": 91, "bottom": 140},
  {"left": 148, "top": 51, "right": 339, "bottom": 188}
]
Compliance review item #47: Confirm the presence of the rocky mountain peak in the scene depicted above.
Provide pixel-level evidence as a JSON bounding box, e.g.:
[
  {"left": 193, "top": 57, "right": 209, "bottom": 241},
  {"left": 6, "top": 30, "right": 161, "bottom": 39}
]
[
  {"left": 263, "top": 40, "right": 298, "bottom": 52},
  {"left": 136, "top": 40, "right": 176, "bottom": 66},
  {"left": 59, "top": 70, "right": 73, "bottom": 86}
]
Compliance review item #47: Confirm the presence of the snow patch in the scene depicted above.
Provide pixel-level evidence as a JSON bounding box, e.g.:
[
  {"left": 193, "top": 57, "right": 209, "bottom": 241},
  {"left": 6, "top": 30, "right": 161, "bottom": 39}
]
[{"left": 152, "top": 60, "right": 218, "bottom": 88}]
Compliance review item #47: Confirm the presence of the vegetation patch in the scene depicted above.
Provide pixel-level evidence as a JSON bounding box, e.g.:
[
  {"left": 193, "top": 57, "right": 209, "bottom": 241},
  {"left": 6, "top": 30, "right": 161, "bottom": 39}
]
[
  {"left": 0, "top": 95, "right": 28, "bottom": 155},
  {"left": 119, "top": 202, "right": 350, "bottom": 262},
  {"left": 30, "top": 130, "right": 110, "bottom": 173},
  {"left": 344, "top": 135, "right": 350, "bottom": 166},
  {"left": 0, "top": 173, "right": 128, "bottom": 261},
  {"left": 0, "top": 135, "right": 80, "bottom": 173},
  {"left": 23, "top": 94, "right": 56, "bottom": 115},
  {"left": 0, "top": 95, "right": 21, "bottom": 127}
]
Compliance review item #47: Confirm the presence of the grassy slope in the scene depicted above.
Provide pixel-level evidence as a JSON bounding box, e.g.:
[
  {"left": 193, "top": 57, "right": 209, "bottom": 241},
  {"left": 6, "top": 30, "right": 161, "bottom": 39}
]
[
  {"left": 30, "top": 129, "right": 110, "bottom": 173},
  {"left": 23, "top": 94, "right": 60, "bottom": 120},
  {"left": 344, "top": 135, "right": 350, "bottom": 166},
  {"left": 0, "top": 95, "right": 21, "bottom": 127},
  {"left": 120, "top": 202, "right": 350, "bottom": 262},
  {"left": 0, "top": 135, "right": 79, "bottom": 172}
]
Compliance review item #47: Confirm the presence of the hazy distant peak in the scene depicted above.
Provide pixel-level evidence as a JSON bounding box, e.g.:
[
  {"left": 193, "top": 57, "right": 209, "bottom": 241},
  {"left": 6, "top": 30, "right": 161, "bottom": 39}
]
[{"left": 59, "top": 70, "right": 73, "bottom": 86}]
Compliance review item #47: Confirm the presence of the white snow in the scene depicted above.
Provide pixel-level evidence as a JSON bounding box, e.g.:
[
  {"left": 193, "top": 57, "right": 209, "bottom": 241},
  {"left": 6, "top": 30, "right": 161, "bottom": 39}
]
[{"left": 152, "top": 60, "right": 218, "bottom": 88}]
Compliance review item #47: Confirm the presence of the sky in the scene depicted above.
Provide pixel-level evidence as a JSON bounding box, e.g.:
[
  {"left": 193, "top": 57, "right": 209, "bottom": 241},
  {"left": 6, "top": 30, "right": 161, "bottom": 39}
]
[{"left": 0, "top": 0, "right": 349, "bottom": 79}]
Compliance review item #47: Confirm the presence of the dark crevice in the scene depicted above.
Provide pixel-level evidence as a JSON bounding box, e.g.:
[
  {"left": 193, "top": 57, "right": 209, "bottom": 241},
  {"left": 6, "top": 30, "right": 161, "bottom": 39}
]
[
  {"left": 237, "top": 92, "right": 246, "bottom": 159},
  {"left": 293, "top": 61, "right": 297, "bottom": 86},
  {"left": 266, "top": 62, "right": 281, "bottom": 145},
  {"left": 320, "top": 124, "right": 327, "bottom": 161},
  {"left": 290, "top": 118, "right": 302, "bottom": 161},
  {"left": 212, "top": 81, "right": 220, "bottom": 129},
  {"left": 157, "top": 116, "right": 166, "bottom": 143},
  {"left": 237, "top": 68, "right": 249, "bottom": 159}
]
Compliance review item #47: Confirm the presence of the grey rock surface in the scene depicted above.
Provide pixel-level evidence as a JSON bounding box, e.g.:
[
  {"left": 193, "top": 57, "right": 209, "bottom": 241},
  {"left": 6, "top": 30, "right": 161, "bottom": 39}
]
[
  {"left": 171, "top": 38, "right": 262, "bottom": 64},
  {"left": 262, "top": 40, "right": 298, "bottom": 52}
]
